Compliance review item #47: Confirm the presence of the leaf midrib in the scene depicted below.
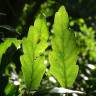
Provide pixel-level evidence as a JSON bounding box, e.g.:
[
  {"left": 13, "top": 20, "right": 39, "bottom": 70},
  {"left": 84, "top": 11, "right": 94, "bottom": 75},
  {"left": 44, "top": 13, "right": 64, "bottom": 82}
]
[{"left": 61, "top": 25, "right": 67, "bottom": 88}]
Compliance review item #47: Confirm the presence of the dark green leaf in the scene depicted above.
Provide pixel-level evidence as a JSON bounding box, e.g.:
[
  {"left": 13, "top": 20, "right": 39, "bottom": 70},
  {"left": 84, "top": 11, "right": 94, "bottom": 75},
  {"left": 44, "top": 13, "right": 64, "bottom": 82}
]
[{"left": 0, "top": 39, "right": 21, "bottom": 64}]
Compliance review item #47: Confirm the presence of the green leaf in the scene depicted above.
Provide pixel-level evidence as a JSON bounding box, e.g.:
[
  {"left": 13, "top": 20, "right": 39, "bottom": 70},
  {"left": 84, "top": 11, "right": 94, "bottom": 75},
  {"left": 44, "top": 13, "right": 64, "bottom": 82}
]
[
  {"left": 4, "top": 83, "right": 18, "bottom": 96},
  {"left": 0, "top": 38, "right": 21, "bottom": 64},
  {"left": 20, "top": 16, "right": 48, "bottom": 90},
  {"left": 49, "top": 6, "right": 79, "bottom": 88}
]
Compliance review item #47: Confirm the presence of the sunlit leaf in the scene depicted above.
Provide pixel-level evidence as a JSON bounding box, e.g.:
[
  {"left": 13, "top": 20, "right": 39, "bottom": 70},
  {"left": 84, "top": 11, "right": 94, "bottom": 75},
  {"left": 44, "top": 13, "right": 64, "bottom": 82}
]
[
  {"left": 49, "top": 6, "right": 79, "bottom": 88},
  {"left": 20, "top": 16, "right": 48, "bottom": 90},
  {"left": 50, "top": 87, "right": 84, "bottom": 94}
]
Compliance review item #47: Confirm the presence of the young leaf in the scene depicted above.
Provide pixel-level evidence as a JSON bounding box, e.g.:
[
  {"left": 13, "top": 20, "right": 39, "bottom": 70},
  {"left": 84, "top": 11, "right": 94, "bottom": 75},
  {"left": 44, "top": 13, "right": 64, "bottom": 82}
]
[
  {"left": 20, "top": 16, "right": 48, "bottom": 90},
  {"left": 49, "top": 6, "right": 79, "bottom": 88}
]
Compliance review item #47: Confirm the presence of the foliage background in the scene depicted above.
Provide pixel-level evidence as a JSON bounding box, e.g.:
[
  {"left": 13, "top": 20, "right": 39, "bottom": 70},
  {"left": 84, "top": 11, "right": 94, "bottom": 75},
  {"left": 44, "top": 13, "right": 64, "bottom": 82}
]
[{"left": 0, "top": 0, "right": 96, "bottom": 96}]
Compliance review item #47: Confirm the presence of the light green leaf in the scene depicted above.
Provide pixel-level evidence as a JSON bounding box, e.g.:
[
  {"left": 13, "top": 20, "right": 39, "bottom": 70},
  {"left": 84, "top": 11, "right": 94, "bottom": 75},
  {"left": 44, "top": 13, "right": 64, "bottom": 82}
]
[
  {"left": 49, "top": 6, "right": 79, "bottom": 88},
  {"left": 0, "top": 38, "right": 21, "bottom": 64},
  {"left": 20, "top": 16, "right": 48, "bottom": 90}
]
